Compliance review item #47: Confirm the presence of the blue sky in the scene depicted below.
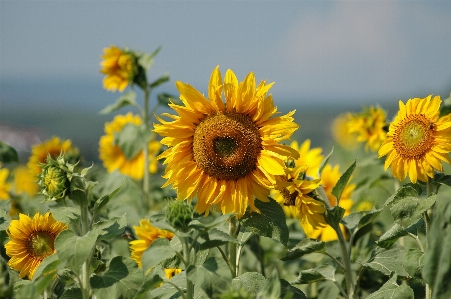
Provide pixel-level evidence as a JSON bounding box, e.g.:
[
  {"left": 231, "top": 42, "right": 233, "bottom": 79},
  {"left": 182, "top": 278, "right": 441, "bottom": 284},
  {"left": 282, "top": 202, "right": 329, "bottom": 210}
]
[{"left": 1, "top": 0, "right": 451, "bottom": 108}]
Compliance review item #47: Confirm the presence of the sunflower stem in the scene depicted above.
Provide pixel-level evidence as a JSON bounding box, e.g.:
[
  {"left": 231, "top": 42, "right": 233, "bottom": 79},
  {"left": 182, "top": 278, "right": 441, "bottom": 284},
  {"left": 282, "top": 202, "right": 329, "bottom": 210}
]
[
  {"left": 229, "top": 216, "right": 239, "bottom": 278},
  {"left": 424, "top": 178, "right": 434, "bottom": 299},
  {"left": 80, "top": 204, "right": 91, "bottom": 299},
  {"left": 181, "top": 236, "right": 194, "bottom": 299},
  {"left": 142, "top": 86, "right": 151, "bottom": 212}
]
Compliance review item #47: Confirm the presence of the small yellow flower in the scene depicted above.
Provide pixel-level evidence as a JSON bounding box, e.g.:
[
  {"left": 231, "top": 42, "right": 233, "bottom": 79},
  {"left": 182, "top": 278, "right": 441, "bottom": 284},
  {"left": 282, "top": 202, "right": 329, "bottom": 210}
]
[
  {"left": 378, "top": 95, "right": 451, "bottom": 183},
  {"left": 331, "top": 114, "right": 359, "bottom": 150},
  {"left": 0, "top": 167, "right": 11, "bottom": 200},
  {"left": 100, "top": 46, "right": 136, "bottom": 92},
  {"left": 290, "top": 139, "right": 324, "bottom": 179},
  {"left": 13, "top": 166, "right": 39, "bottom": 197},
  {"left": 129, "top": 219, "right": 174, "bottom": 269},
  {"left": 5, "top": 212, "right": 67, "bottom": 279},
  {"left": 272, "top": 166, "right": 326, "bottom": 229},
  {"left": 347, "top": 106, "right": 387, "bottom": 152},
  {"left": 303, "top": 164, "right": 355, "bottom": 242},
  {"left": 99, "top": 112, "right": 161, "bottom": 179},
  {"left": 27, "top": 136, "right": 79, "bottom": 177}
]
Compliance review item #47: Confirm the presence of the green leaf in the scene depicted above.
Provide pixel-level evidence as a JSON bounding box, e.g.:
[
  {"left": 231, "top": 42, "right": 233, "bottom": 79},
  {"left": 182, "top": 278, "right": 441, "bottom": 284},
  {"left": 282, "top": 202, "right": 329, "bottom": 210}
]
[
  {"left": 157, "top": 92, "right": 182, "bottom": 106},
  {"left": 14, "top": 274, "right": 54, "bottom": 299},
  {"left": 92, "top": 215, "right": 127, "bottom": 241},
  {"left": 240, "top": 197, "right": 289, "bottom": 246},
  {"left": 232, "top": 272, "right": 266, "bottom": 296},
  {"left": 189, "top": 213, "right": 234, "bottom": 232},
  {"left": 376, "top": 223, "right": 408, "bottom": 249},
  {"left": 365, "top": 275, "right": 414, "bottom": 299},
  {"left": 291, "top": 265, "right": 335, "bottom": 284},
  {"left": 141, "top": 238, "right": 176, "bottom": 273},
  {"left": 0, "top": 209, "right": 12, "bottom": 231},
  {"left": 149, "top": 73, "right": 170, "bottom": 88},
  {"left": 402, "top": 248, "right": 424, "bottom": 280},
  {"left": 199, "top": 228, "right": 239, "bottom": 251},
  {"left": 422, "top": 199, "right": 451, "bottom": 299},
  {"left": 341, "top": 208, "right": 382, "bottom": 234},
  {"left": 60, "top": 288, "right": 83, "bottom": 299},
  {"left": 50, "top": 207, "right": 79, "bottom": 224},
  {"left": 257, "top": 270, "right": 281, "bottom": 299},
  {"left": 281, "top": 238, "right": 326, "bottom": 261},
  {"left": 331, "top": 160, "right": 356, "bottom": 203},
  {"left": 91, "top": 256, "right": 143, "bottom": 299},
  {"left": 324, "top": 206, "right": 346, "bottom": 228},
  {"left": 384, "top": 185, "right": 419, "bottom": 207},
  {"left": 390, "top": 194, "right": 436, "bottom": 222},
  {"left": 99, "top": 91, "right": 137, "bottom": 114},
  {"left": 32, "top": 253, "right": 60, "bottom": 281},
  {"left": 55, "top": 229, "right": 99, "bottom": 275},
  {"left": 138, "top": 46, "right": 161, "bottom": 70},
  {"left": 0, "top": 140, "right": 18, "bottom": 163},
  {"left": 434, "top": 173, "right": 451, "bottom": 188},
  {"left": 150, "top": 271, "right": 186, "bottom": 299},
  {"left": 364, "top": 246, "right": 409, "bottom": 277},
  {"left": 135, "top": 266, "right": 166, "bottom": 298},
  {"left": 93, "top": 180, "right": 126, "bottom": 217},
  {"left": 114, "top": 123, "right": 149, "bottom": 160},
  {"left": 318, "top": 147, "right": 334, "bottom": 177},
  {"left": 186, "top": 256, "right": 231, "bottom": 297},
  {"left": 280, "top": 279, "right": 308, "bottom": 299}
]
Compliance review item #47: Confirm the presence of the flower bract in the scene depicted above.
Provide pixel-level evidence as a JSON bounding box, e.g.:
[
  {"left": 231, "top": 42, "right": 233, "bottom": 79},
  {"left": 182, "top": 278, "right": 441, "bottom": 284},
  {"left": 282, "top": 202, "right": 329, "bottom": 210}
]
[
  {"left": 378, "top": 95, "right": 451, "bottom": 183},
  {"left": 5, "top": 212, "right": 67, "bottom": 279},
  {"left": 154, "top": 66, "right": 300, "bottom": 217}
]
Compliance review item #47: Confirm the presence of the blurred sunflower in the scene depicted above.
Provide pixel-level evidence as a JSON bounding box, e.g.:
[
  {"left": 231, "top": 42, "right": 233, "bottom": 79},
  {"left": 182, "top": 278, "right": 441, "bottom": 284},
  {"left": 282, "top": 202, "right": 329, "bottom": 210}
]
[
  {"left": 291, "top": 139, "right": 324, "bottom": 178},
  {"left": 331, "top": 114, "right": 359, "bottom": 150},
  {"left": 303, "top": 164, "right": 355, "bottom": 242},
  {"left": 154, "top": 66, "right": 299, "bottom": 217},
  {"left": 5, "top": 212, "right": 67, "bottom": 279},
  {"left": 272, "top": 165, "right": 326, "bottom": 229},
  {"left": 0, "top": 167, "right": 11, "bottom": 200},
  {"left": 378, "top": 95, "right": 451, "bottom": 183},
  {"left": 100, "top": 45, "right": 137, "bottom": 92},
  {"left": 27, "top": 136, "right": 79, "bottom": 177},
  {"left": 129, "top": 219, "right": 180, "bottom": 280},
  {"left": 13, "top": 165, "right": 39, "bottom": 197},
  {"left": 99, "top": 112, "right": 161, "bottom": 180},
  {"left": 347, "top": 106, "right": 387, "bottom": 152}
]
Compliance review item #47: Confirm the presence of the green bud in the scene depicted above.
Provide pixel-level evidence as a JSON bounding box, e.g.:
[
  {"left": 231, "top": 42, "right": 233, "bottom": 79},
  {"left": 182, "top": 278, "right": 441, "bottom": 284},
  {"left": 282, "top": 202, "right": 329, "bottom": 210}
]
[{"left": 165, "top": 200, "right": 193, "bottom": 232}]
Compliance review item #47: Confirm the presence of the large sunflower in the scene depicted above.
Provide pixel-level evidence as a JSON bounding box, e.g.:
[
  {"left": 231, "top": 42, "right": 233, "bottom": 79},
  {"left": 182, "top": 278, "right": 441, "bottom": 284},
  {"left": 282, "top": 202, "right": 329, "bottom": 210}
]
[
  {"left": 27, "top": 136, "right": 79, "bottom": 177},
  {"left": 347, "top": 106, "right": 387, "bottom": 152},
  {"left": 100, "top": 45, "right": 136, "bottom": 92},
  {"left": 378, "top": 95, "right": 451, "bottom": 183},
  {"left": 0, "top": 167, "right": 11, "bottom": 200},
  {"left": 303, "top": 164, "right": 355, "bottom": 242},
  {"left": 99, "top": 112, "right": 161, "bottom": 180},
  {"left": 154, "top": 66, "right": 299, "bottom": 217},
  {"left": 5, "top": 212, "right": 67, "bottom": 279}
]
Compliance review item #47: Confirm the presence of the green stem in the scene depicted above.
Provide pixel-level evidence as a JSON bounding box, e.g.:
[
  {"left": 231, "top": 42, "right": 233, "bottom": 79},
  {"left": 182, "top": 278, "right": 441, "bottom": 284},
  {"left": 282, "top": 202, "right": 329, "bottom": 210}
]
[
  {"left": 142, "top": 87, "right": 151, "bottom": 211},
  {"left": 182, "top": 236, "right": 194, "bottom": 299},
  {"left": 228, "top": 216, "right": 239, "bottom": 278},
  {"left": 334, "top": 223, "right": 355, "bottom": 299},
  {"left": 80, "top": 204, "right": 91, "bottom": 299},
  {"left": 424, "top": 178, "right": 434, "bottom": 299}
]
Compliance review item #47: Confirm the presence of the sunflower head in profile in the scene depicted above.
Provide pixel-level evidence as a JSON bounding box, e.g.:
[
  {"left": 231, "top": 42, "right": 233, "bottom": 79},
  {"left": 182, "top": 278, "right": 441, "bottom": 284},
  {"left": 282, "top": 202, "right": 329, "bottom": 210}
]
[
  {"left": 347, "top": 106, "right": 388, "bottom": 152},
  {"left": 99, "top": 112, "right": 162, "bottom": 180},
  {"left": 27, "top": 136, "right": 80, "bottom": 177},
  {"left": 331, "top": 113, "right": 360, "bottom": 151},
  {"left": 5, "top": 212, "right": 67, "bottom": 279},
  {"left": 378, "top": 95, "right": 451, "bottom": 183},
  {"left": 100, "top": 45, "right": 138, "bottom": 92},
  {"left": 290, "top": 139, "right": 324, "bottom": 179},
  {"left": 154, "top": 66, "right": 300, "bottom": 217},
  {"left": 272, "top": 165, "right": 326, "bottom": 230}
]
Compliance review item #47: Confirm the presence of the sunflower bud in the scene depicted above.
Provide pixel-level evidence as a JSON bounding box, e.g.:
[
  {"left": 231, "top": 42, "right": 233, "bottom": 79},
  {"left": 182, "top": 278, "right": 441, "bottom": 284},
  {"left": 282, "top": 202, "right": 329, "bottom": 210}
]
[
  {"left": 38, "top": 154, "right": 76, "bottom": 201},
  {"left": 165, "top": 200, "right": 193, "bottom": 232}
]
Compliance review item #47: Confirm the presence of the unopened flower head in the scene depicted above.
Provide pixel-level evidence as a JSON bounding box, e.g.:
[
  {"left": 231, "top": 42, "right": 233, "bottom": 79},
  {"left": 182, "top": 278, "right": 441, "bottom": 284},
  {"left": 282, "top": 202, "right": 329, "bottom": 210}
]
[
  {"left": 165, "top": 200, "right": 194, "bottom": 232},
  {"left": 100, "top": 46, "right": 138, "bottom": 92},
  {"left": 378, "top": 95, "right": 451, "bottom": 183},
  {"left": 347, "top": 106, "right": 387, "bottom": 152},
  {"left": 154, "top": 66, "right": 300, "bottom": 217}
]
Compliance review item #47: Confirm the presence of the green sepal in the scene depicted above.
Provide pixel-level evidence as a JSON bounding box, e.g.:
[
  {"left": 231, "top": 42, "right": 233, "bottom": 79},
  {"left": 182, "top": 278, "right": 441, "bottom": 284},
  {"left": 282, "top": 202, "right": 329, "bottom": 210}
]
[
  {"left": 0, "top": 140, "right": 18, "bottom": 163},
  {"left": 280, "top": 238, "right": 326, "bottom": 261},
  {"left": 99, "top": 91, "right": 137, "bottom": 115},
  {"left": 331, "top": 160, "right": 356, "bottom": 203}
]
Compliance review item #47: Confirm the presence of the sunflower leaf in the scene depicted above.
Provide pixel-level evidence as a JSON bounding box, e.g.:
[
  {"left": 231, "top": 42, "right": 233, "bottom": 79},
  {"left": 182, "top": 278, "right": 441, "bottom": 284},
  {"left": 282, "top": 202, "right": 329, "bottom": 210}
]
[
  {"left": 158, "top": 92, "right": 183, "bottom": 106},
  {"left": 99, "top": 91, "right": 137, "bottom": 114},
  {"left": 114, "top": 123, "right": 148, "bottom": 160},
  {"left": 199, "top": 228, "right": 239, "bottom": 251},
  {"left": 341, "top": 208, "right": 383, "bottom": 234},
  {"left": 138, "top": 46, "right": 161, "bottom": 70},
  {"left": 280, "top": 238, "right": 326, "bottom": 261},
  {"left": 291, "top": 265, "right": 336, "bottom": 284},
  {"left": 390, "top": 194, "right": 436, "bottom": 223},
  {"left": 0, "top": 140, "right": 18, "bottom": 163},
  {"left": 331, "top": 160, "right": 356, "bottom": 203},
  {"left": 32, "top": 254, "right": 61, "bottom": 282},
  {"left": 257, "top": 269, "right": 281, "bottom": 298},
  {"left": 149, "top": 73, "right": 170, "bottom": 88},
  {"left": 0, "top": 209, "right": 11, "bottom": 231},
  {"left": 141, "top": 238, "right": 176, "bottom": 273},
  {"left": 376, "top": 223, "right": 408, "bottom": 249},
  {"left": 364, "top": 245, "right": 409, "bottom": 277},
  {"left": 232, "top": 272, "right": 266, "bottom": 295},
  {"left": 186, "top": 256, "right": 231, "bottom": 297},
  {"left": 318, "top": 146, "right": 334, "bottom": 177},
  {"left": 135, "top": 266, "right": 166, "bottom": 298},
  {"left": 240, "top": 197, "right": 289, "bottom": 247},
  {"left": 92, "top": 214, "right": 126, "bottom": 241},
  {"left": 91, "top": 256, "right": 143, "bottom": 299},
  {"left": 365, "top": 274, "right": 414, "bottom": 299},
  {"left": 403, "top": 248, "right": 424, "bottom": 281}
]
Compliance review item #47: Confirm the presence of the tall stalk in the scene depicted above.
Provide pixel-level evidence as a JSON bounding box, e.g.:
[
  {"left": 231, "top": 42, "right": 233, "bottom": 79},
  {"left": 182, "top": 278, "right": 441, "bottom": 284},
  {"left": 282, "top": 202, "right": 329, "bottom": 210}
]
[
  {"left": 182, "top": 236, "right": 194, "bottom": 299},
  {"left": 424, "top": 178, "right": 434, "bottom": 299},
  {"left": 228, "top": 216, "right": 239, "bottom": 278},
  {"left": 142, "top": 87, "right": 151, "bottom": 211},
  {"left": 80, "top": 204, "right": 91, "bottom": 299}
]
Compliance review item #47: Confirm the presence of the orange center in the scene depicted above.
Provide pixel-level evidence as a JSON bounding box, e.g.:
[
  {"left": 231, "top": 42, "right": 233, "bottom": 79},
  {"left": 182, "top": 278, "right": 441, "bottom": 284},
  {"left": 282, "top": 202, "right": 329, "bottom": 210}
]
[{"left": 393, "top": 114, "right": 433, "bottom": 159}]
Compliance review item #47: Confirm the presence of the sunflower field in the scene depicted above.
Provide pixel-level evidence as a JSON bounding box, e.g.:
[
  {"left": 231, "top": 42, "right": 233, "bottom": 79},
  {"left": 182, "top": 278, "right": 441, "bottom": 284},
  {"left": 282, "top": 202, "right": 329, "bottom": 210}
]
[{"left": 1, "top": 45, "right": 451, "bottom": 299}]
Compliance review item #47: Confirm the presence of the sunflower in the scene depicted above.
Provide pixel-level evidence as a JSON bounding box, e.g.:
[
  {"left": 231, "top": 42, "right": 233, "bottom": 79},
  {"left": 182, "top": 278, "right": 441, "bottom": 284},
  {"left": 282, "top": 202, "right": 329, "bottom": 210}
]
[
  {"left": 331, "top": 114, "right": 359, "bottom": 150},
  {"left": 99, "top": 112, "right": 161, "bottom": 180},
  {"left": 5, "top": 212, "right": 67, "bottom": 279},
  {"left": 154, "top": 66, "right": 300, "bottom": 217},
  {"left": 378, "top": 95, "right": 451, "bottom": 183},
  {"left": 27, "top": 136, "right": 79, "bottom": 177},
  {"left": 303, "top": 164, "right": 355, "bottom": 242},
  {"left": 272, "top": 165, "right": 326, "bottom": 229},
  {"left": 347, "top": 106, "right": 387, "bottom": 152},
  {"left": 100, "top": 45, "right": 136, "bottom": 92},
  {"left": 13, "top": 165, "right": 39, "bottom": 197},
  {"left": 291, "top": 139, "right": 324, "bottom": 179},
  {"left": 0, "top": 167, "right": 11, "bottom": 200},
  {"left": 129, "top": 218, "right": 174, "bottom": 269}
]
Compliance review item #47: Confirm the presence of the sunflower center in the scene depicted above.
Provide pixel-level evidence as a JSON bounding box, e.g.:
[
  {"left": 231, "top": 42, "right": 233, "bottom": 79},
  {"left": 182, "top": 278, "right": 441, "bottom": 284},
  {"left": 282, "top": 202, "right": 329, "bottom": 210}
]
[
  {"left": 394, "top": 114, "right": 433, "bottom": 158},
  {"left": 193, "top": 112, "right": 262, "bottom": 181},
  {"left": 281, "top": 188, "right": 298, "bottom": 206},
  {"left": 27, "top": 231, "right": 55, "bottom": 260}
]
